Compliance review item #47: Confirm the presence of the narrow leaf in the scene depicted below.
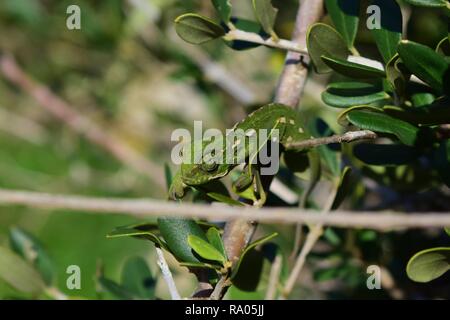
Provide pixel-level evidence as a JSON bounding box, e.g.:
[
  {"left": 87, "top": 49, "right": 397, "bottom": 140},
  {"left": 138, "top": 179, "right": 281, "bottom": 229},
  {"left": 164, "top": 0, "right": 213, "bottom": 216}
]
[
  {"left": 354, "top": 143, "right": 418, "bottom": 166},
  {"left": 207, "top": 192, "right": 245, "bottom": 206},
  {"left": 403, "top": 0, "right": 448, "bottom": 7},
  {"left": 331, "top": 166, "right": 354, "bottom": 210},
  {"left": 175, "top": 13, "right": 225, "bottom": 45},
  {"left": 398, "top": 40, "right": 450, "bottom": 94},
  {"left": 9, "top": 228, "right": 54, "bottom": 286},
  {"left": 322, "top": 55, "right": 386, "bottom": 78},
  {"left": 322, "top": 82, "right": 388, "bottom": 108},
  {"left": 325, "top": 0, "right": 360, "bottom": 48},
  {"left": 346, "top": 110, "right": 419, "bottom": 146},
  {"left": 212, "top": 0, "right": 232, "bottom": 23},
  {"left": 252, "top": 0, "right": 278, "bottom": 39},
  {"left": 371, "top": 0, "right": 402, "bottom": 63}
]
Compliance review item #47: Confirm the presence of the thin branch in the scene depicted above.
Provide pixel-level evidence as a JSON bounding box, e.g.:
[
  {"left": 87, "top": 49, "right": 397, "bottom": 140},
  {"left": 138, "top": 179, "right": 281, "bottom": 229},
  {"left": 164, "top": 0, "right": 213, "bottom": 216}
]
[
  {"left": 156, "top": 247, "right": 181, "bottom": 300},
  {"left": 0, "top": 53, "right": 166, "bottom": 190},
  {"left": 265, "top": 253, "right": 283, "bottom": 300},
  {"left": 285, "top": 130, "right": 377, "bottom": 150},
  {"left": 0, "top": 188, "right": 449, "bottom": 229},
  {"left": 281, "top": 188, "right": 337, "bottom": 299},
  {"left": 224, "top": 29, "right": 308, "bottom": 55}
]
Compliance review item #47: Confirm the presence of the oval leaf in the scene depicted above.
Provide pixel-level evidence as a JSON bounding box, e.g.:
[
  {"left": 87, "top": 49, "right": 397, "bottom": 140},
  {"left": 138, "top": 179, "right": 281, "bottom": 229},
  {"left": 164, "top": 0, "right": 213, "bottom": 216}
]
[
  {"left": 406, "top": 247, "right": 450, "bottom": 283},
  {"left": 370, "top": 0, "right": 403, "bottom": 63},
  {"left": 158, "top": 218, "right": 209, "bottom": 263},
  {"left": 252, "top": 0, "right": 278, "bottom": 39},
  {"left": 325, "top": 0, "right": 360, "bottom": 48},
  {"left": 321, "top": 55, "right": 386, "bottom": 78},
  {"left": 346, "top": 110, "right": 419, "bottom": 146},
  {"left": 307, "top": 23, "right": 350, "bottom": 73},
  {"left": 175, "top": 13, "right": 225, "bottom": 45},
  {"left": 397, "top": 40, "right": 449, "bottom": 94},
  {"left": 322, "top": 81, "right": 388, "bottom": 108},
  {"left": 187, "top": 235, "right": 226, "bottom": 264}
]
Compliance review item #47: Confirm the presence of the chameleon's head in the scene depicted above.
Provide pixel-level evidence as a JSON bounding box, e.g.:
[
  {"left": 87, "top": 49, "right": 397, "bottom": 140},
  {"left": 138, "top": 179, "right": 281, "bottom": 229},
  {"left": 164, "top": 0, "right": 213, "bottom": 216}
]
[{"left": 178, "top": 139, "right": 230, "bottom": 187}]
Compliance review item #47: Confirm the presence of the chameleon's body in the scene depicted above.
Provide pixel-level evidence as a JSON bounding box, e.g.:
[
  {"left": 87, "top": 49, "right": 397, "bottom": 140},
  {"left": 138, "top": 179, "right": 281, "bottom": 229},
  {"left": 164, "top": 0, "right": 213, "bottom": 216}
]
[
  {"left": 169, "top": 103, "right": 309, "bottom": 199},
  {"left": 160, "top": 103, "right": 313, "bottom": 264}
]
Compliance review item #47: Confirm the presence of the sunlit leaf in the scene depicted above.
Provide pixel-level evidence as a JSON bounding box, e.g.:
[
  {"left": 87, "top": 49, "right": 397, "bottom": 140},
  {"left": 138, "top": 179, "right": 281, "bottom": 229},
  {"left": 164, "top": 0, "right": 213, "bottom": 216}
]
[
  {"left": 212, "top": 0, "right": 232, "bottom": 23},
  {"left": 252, "top": 0, "right": 278, "bottom": 39},
  {"left": 321, "top": 55, "right": 386, "bottom": 79},
  {"left": 406, "top": 247, "right": 450, "bottom": 283},
  {"left": 187, "top": 235, "right": 227, "bottom": 264},
  {"left": 206, "top": 227, "right": 227, "bottom": 259}
]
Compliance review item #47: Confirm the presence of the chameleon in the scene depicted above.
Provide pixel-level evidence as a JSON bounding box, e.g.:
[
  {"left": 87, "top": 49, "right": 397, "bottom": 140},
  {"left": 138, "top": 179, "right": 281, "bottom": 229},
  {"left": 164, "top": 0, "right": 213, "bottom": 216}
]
[
  {"left": 158, "top": 103, "right": 315, "bottom": 265},
  {"left": 169, "top": 103, "right": 310, "bottom": 200}
]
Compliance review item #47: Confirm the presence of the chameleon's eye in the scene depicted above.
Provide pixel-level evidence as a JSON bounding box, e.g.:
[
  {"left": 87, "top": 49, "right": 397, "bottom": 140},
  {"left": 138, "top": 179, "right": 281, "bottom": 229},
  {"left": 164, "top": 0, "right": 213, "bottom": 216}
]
[{"left": 201, "top": 161, "right": 218, "bottom": 172}]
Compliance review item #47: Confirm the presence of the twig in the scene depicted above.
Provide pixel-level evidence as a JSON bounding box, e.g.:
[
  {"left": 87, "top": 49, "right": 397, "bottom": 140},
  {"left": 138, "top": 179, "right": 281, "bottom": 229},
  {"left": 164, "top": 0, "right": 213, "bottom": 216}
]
[
  {"left": 0, "top": 188, "right": 450, "bottom": 229},
  {"left": 155, "top": 247, "right": 181, "bottom": 300},
  {"left": 224, "top": 29, "right": 308, "bottom": 55},
  {"left": 281, "top": 187, "right": 338, "bottom": 299},
  {"left": 265, "top": 253, "right": 283, "bottom": 300},
  {"left": 0, "top": 53, "right": 166, "bottom": 190},
  {"left": 285, "top": 130, "right": 377, "bottom": 150}
]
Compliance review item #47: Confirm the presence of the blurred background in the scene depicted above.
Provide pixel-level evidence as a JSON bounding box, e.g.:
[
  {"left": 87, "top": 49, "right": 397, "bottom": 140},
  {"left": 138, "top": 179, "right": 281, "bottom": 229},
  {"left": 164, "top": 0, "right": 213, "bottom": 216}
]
[{"left": 0, "top": 0, "right": 448, "bottom": 299}]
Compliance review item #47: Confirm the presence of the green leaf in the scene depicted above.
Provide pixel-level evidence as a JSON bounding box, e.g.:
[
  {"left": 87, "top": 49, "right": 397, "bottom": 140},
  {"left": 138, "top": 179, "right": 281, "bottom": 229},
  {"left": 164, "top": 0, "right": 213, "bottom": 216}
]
[
  {"left": 346, "top": 110, "right": 419, "bottom": 146},
  {"left": 187, "top": 235, "right": 227, "bottom": 264},
  {"left": 307, "top": 23, "right": 349, "bottom": 73},
  {"left": 164, "top": 163, "right": 172, "bottom": 192},
  {"left": 337, "top": 105, "right": 382, "bottom": 126},
  {"left": 157, "top": 218, "right": 209, "bottom": 263},
  {"left": 252, "top": 0, "right": 278, "bottom": 39},
  {"left": 175, "top": 13, "right": 225, "bottom": 45},
  {"left": 403, "top": 0, "right": 449, "bottom": 7},
  {"left": 370, "top": 0, "right": 402, "bottom": 64},
  {"left": 354, "top": 143, "right": 418, "bottom": 166},
  {"left": 383, "top": 99, "right": 450, "bottom": 126},
  {"left": 97, "top": 277, "right": 135, "bottom": 300},
  {"left": 9, "top": 228, "right": 54, "bottom": 286},
  {"left": 406, "top": 247, "right": 450, "bottom": 283},
  {"left": 322, "top": 82, "right": 388, "bottom": 108},
  {"left": 386, "top": 54, "right": 409, "bottom": 98},
  {"left": 321, "top": 55, "right": 386, "bottom": 78},
  {"left": 206, "top": 227, "right": 227, "bottom": 259},
  {"left": 212, "top": 0, "right": 232, "bottom": 23},
  {"left": 0, "top": 246, "right": 45, "bottom": 294},
  {"left": 178, "top": 261, "right": 222, "bottom": 270},
  {"left": 230, "top": 249, "right": 264, "bottom": 291},
  {"left": 436, "top": 37, "right": 450, "bottom": 56},
  {"left": 397, "top": 40, "right": 450, "bottom": 94},
  {"left": 325, "top": 0, "right": 360, "bottom": 48},
  {"left": 445, "top": 228, "right": 450, "bottom": 236},
  {"left": 207, "top": 192, "right": 245, "bottom": 206},
  {"left": 107, "top": 223, "right": 169, "bottom": 251},
  {"left": 121, "top": 257, "right": 156, "bottom": 299},
  {"left": 331, "top": 166, "right": 354, "bottom": 210},
  {"left": 231, "top": 233, "right": 278, "bottom": 279}
]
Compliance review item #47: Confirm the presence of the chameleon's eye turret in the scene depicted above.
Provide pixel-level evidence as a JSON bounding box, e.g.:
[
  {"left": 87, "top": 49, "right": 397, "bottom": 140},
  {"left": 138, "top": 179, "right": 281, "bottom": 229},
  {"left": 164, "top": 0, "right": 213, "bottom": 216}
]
[{"left": 201, "top": 161, "right": 218, "bottom": 172}]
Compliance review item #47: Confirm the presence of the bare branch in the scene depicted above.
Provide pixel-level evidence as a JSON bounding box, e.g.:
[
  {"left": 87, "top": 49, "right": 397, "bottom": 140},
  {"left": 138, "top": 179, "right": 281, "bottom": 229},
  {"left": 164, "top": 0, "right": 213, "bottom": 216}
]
[
  {"left": 0, "top": 53, "right": 166, "bottom": 190},
  {"left": 156, "top": 247, "right": 181, "bottom": 300},
  {"left": 0, "top": 188, "right": 449, "bottom": 230},
  {"left": 285, "top": 130, "right": 377, "bottom": 149}
]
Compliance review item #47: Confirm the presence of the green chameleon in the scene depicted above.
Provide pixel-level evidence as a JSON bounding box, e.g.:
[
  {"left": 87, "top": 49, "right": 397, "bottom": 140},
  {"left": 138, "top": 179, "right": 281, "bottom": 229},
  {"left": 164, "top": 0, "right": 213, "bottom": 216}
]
[
  {"left": 168, "top": 103, "right": 310, "bottom": 200},
  {"left": 158, "top": 103, "right": 315, "bottom": 264}
]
